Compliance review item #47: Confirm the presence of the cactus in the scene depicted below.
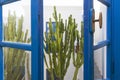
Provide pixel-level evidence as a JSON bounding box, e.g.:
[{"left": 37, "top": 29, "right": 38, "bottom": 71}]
[
  {"left": 44, "top": 7, "right": 83, "bottom": 80},
  {"left": 4, "top": 12, "right": 31, "bottom": 80},
  {"left": 72, "top": 22, "right": 84, "bottom": 80}
]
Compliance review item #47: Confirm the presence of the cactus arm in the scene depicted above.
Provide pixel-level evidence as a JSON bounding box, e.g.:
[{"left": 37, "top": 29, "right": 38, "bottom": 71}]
[
  {"left": 24, "top": 29, "right": 28, "bottom": 42},
  {"left": 26, "top": 53, "right": 31, "bottom": 80},
  {"left": 44, "top": 54, "right": 49, "bottom": 70},
  {"left": 72, "top": 21, "right": 84, "bottom": 80},
  {"left": 72, "top": 67, "right": 79, "bottom": 80},
  {"left": 48, "top": 53, "right": 54, "bottom": 80},
  {"left": 44, "top": 7, "right": 83, "bottom": 80},
  {"left": 4, "top": 12, "right": 31, "bottom": 80},
  {"left": 52, "top": 42, "right": 57, "bottom": 75}
]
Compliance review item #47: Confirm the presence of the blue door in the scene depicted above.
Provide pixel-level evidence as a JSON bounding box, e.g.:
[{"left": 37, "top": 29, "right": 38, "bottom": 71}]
[
  {"left": 111, "top": 0, "right": 120, "bottom": 80},
  {"left": 84, "top": 0, "right": 112, "bottom": 80}
]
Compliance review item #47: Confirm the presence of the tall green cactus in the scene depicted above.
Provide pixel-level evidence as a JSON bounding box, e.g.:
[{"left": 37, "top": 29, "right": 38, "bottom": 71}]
[
  {"left": 4, "top": 12, "right": 31, "bottom": 80},
  {"left": 44, "top": 7, "right": 83, "bottom": 80},
  {"left": 72, "top": 22, "right": 84, "bottom": 80}
]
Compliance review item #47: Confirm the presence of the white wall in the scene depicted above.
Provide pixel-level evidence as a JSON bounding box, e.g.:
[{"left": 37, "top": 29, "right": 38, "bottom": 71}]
[{"left": 44, "top": 0, "right": 83, "bottom": 6}]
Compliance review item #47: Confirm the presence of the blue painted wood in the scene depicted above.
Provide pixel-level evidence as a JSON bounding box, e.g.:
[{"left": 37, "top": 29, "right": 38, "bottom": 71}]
[
  {"left": 0, "top": 42, "right": 31, "bottom": 51},
  {"left": 84, "top": 0, "right": 94, "bottom": 80},
  {"left": 106, "top": 0, "right": 112, "bottom": 79},
  {"left": 31, "top": 0, "right": 43, "bottom": 80},
  {"left": 112, "top": 0, "right": 120, "bottom": 80},
  {"left": 93, "top": 40, "right": 110, "bottom": 50},
  {"left": 98, "top": 0, "right": 111, "bottom": 7},
  {"left": 95, "top": 78, "right": 110, "bottom": 80},
  {"left": 0, "top": 0, "right": 20, "bottom": 5},
  {"left": 0, "top": 5, "right": 3, "bottom": 80}
]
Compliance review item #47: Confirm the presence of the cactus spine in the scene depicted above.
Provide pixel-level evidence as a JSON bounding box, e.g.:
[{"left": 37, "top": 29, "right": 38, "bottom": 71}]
[{"left": 4, "top": 12, "right": 31, "bottom": 80}]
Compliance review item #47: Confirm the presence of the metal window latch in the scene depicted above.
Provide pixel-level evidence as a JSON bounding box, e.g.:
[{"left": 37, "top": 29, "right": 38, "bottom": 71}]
[{"left": 92, "top": 9, "right": 103, "bottom": 33}]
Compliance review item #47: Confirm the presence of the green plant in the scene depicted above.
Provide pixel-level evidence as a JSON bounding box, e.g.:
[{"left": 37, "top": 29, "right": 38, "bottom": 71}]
[
  {"left": 44, "top": 7, "right": 83, "bottom": 80},
  {"left": 72, "top": 22, "right": 84, "bottom": 80},
  {"left": 4, "top": 12, "right": 31, "bottom": 80}
]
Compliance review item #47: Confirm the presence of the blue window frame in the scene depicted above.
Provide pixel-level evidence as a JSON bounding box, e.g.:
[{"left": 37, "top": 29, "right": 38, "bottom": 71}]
[
  {"left": 0, "top": 4, "right": 3, "bottom": 80},
  {"left": 31, "top": 0, "right": 43, "bottom": 79},
  {"left": 0, "top": 0, "right": 43, "bottom": 80},
  {"left": 84, "top": 0, "right": 94, "bottom": 80},
  {"left": 0, "top": 0, "right": 20, "bottom": 5},
  {"left": 84, "top": 0, "right": 112, "bottom": 80},
  {"left": 0, "top": 0, "right": 113, "bottom": 80}
]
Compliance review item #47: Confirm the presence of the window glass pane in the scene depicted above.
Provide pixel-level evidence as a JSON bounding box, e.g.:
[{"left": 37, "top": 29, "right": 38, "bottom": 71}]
[
  {"left": 43, "top": 0, "right": 84, "bottom": 80},
  {"left": 4, "top": 48, "right": 31, "bottom": 80},
  {"left": 94, "top": 47, "right": 106, "bottom": 79},
  {"left": 93, "top": 0, "right": 107, "bottom": 79},
  {"left": 94, "top": 0, "right": 107, "bottom": 45},
  {"left": 2, "top": 0, "right": 31, "bottom": 43}
]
